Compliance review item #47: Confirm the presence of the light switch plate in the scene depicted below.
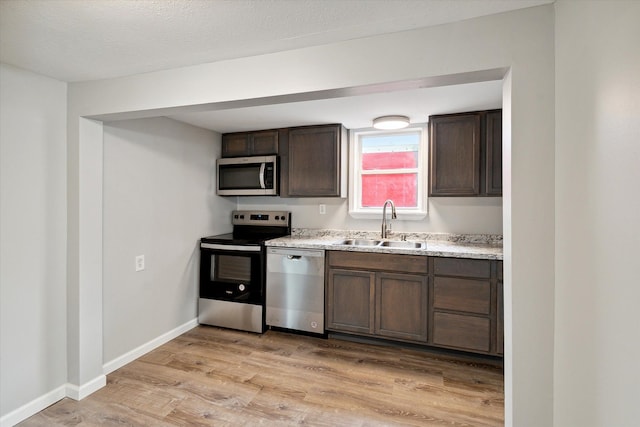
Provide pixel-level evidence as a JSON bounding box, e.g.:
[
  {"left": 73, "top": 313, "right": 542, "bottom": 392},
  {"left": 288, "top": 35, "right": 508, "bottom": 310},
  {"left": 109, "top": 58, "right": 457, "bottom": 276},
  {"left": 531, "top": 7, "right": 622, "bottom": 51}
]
[{"left": 135, "top": 255, "right": 145, "bottom": 272}]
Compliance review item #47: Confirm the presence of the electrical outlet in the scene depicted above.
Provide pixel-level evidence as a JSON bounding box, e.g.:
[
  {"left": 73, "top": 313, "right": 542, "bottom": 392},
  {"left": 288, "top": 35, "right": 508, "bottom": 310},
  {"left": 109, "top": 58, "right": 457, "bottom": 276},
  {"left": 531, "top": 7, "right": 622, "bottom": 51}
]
[
  {"left": 135, "top": 255, "right": 145, "bottom": 272},
  {"left": 319, "top": 204, "right": 326, "bottom": 215}
]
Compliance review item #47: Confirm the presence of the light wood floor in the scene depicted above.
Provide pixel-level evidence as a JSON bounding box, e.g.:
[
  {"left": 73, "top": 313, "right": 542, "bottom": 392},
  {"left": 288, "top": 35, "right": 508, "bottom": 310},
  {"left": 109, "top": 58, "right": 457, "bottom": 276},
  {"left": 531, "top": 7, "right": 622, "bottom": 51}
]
[{"left": 19, "top": 326, "right": 504, "bottom": 426}]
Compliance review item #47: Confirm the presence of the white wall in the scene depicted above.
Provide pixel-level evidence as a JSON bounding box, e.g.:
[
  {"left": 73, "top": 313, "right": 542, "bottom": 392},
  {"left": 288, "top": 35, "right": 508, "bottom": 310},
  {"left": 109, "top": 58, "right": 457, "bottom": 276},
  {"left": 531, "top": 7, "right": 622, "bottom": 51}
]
[
  {"left": 0, "top": 64, "right": 67, "bottom": 419},
  {"left": 238, "top": 196, "right": 503, "bottom": 235},
  {"left": 102, "top": 117, "right": 232, "bottom": 363},
  {"left": 554, "top": 1, "right": 640, "bottom": 425},
  {"left": 66, "top": 6, "right": 555, "bottom": 426}
]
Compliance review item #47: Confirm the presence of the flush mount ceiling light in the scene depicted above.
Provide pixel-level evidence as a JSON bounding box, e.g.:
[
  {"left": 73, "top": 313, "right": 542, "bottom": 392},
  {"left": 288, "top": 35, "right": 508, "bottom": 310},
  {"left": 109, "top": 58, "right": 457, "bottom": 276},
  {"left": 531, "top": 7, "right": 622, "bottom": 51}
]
[{"left": 372, "top": 115, "right": 410, "bottom": 130}]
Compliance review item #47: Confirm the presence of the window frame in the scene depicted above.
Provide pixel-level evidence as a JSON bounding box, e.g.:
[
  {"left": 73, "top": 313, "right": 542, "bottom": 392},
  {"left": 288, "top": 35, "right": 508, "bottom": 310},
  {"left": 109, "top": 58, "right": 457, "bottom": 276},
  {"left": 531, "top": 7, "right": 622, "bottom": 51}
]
[{"left": 348, "top": 124, "right": 428, "bottom": 220}]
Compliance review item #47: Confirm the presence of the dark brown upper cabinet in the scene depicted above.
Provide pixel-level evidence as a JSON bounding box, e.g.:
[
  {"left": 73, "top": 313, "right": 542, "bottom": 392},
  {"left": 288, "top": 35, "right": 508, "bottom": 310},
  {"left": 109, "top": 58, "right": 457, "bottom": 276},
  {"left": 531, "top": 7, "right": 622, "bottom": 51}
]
[
  {"left": 221, "top": 129, "right": 279, "bottom": 157},
  {"left": 429, "top": 109, "right": 502, "bottom": 197},
  {"left": 484, "top": 110, "right": 503, "bottom": 196},
  {"left": 280, "top": 124, "right": 347, "bottom": 198}
]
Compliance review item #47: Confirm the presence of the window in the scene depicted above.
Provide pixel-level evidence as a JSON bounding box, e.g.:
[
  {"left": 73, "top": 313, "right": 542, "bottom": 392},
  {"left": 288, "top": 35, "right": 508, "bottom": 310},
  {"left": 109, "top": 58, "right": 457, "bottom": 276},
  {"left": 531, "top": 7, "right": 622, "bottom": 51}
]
[{"left": 349, "top": 125, "right": 428, "bottom": 219}]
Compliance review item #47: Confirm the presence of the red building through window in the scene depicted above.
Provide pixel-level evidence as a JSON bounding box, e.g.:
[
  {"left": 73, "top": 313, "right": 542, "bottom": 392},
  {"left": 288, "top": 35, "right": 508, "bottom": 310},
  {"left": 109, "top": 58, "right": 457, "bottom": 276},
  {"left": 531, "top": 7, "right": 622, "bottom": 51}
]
[{"left": 361, "top": 151, "right": 418, "bottom": 208}]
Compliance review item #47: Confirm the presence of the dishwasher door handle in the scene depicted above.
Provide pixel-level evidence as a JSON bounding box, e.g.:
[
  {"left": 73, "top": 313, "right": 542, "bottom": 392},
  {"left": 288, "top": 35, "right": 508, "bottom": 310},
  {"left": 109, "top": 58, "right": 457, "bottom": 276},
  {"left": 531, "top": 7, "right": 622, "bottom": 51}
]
[{"left": 268, "top": 248, "right": 324, "bottom": 258}]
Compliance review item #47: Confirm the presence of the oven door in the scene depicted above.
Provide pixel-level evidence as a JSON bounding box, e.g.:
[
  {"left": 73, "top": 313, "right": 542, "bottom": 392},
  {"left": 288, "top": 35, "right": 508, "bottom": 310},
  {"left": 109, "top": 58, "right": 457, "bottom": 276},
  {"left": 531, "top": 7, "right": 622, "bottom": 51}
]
[{"left": 199, "top": 243, "right": 264, "bottom": 305}]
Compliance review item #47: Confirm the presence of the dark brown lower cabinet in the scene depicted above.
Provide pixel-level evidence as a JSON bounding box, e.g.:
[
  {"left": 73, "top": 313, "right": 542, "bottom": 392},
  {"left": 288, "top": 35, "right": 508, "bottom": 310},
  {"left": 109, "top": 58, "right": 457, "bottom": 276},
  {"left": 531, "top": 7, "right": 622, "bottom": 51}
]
[
  {"left": 432, "top": 312, "right": 491, "bottom": 353},
  {"left": 326, "top": 251, "right": 503, "bottom": 357},
  {"left": 326, "top": 251, "right": 428, "bottom": 344},
  {"left": 429, "top": 257, "right": 501, "bottom": 355},
  {"left": 375, "top": 273, "right": 428, "bottom": 342},
  {"left": 326, "top": 269, "right": 374, "bottom": 335}
]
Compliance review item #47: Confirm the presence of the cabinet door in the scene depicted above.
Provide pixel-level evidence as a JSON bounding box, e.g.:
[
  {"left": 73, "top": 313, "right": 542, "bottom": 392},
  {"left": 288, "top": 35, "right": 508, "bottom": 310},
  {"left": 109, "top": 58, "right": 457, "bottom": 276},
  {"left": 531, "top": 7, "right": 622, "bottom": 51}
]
[
  {"left": 326, "top": 269, "right": 375, "bottom": 334},
  {"left": 485, "top": 110, "right": 502, "bottom": 196},
  {"left": 221, "top": 133, "right": 251, "bottom": 157},
  {"left": 375, "top": 273, "right": 428, "bottom": 342},
  {"left": 250, "top": 130, "right": 279, "bottom": 155},
  {"left": 429, "top": 113, "right": 481, "bottom": 196},
  {"left": 287, "top": 125, "right": 342, "bottom": 197}
]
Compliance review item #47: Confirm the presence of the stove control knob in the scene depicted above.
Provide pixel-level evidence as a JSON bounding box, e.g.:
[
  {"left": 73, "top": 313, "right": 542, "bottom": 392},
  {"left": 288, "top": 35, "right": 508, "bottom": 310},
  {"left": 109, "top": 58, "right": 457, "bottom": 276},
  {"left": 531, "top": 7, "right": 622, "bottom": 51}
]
[
  {"left": 275, "top": 215, "right": 280, "bottom": 220},
  {"left": 234, "top": 214, "right": 239, "bottom": 219},
  {"left": 281, "top": 217, "right": 286, "bottom": 221},
  {"left": 238, "top": 284, "right": 246, "bottom": 292}
]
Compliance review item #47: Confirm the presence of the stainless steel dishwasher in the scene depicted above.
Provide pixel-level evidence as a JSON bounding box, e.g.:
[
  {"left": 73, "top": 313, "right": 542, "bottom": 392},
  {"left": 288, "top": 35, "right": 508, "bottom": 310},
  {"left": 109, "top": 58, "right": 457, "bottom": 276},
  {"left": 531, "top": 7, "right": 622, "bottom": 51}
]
[{"left": 266, "top": 247, "right": 325, "bottom": 334}]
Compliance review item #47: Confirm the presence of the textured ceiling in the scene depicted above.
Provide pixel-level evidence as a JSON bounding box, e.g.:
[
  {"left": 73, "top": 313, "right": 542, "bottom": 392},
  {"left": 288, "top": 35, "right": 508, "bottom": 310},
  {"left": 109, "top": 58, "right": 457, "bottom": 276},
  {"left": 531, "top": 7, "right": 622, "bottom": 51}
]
[{"left": 0, "top": 0, "right": 552, "bottom": 83}]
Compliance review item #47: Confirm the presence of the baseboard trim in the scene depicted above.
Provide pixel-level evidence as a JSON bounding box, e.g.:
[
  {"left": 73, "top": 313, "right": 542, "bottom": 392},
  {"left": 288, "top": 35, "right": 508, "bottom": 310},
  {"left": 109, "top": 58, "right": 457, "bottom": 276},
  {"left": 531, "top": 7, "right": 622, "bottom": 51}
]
[
  {"left": 0, "top": 385, "right": 66, "bottom": 427},
  {"left": 103, "top": 318, "right": 198, "bottom": 375},
  {"left": 65, "top": 375, "right": 106, "bottom": 401}
]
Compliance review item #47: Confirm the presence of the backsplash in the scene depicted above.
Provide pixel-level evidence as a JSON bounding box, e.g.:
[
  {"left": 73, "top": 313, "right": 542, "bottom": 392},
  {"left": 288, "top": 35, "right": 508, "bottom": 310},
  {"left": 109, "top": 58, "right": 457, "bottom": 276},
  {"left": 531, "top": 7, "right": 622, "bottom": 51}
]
[{"left": 238, "top": 196, "right": 503, "bottom": 235}]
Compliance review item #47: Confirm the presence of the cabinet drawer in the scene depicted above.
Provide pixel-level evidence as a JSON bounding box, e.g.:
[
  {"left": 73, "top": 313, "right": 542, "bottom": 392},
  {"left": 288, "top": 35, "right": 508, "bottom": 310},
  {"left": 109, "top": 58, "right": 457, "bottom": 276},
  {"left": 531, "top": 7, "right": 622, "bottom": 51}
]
[
  {"left": 327, "top": 251, "right": 427, "bottom": 274},
  {"left": 433, "top": 257, "right": 490, "bottom": 278},
  {"left": 432, "top": 312, "right": 491, "bottom": 352},
  {"left": 433, "top": 277, "right": 491, "bottom": 314}
]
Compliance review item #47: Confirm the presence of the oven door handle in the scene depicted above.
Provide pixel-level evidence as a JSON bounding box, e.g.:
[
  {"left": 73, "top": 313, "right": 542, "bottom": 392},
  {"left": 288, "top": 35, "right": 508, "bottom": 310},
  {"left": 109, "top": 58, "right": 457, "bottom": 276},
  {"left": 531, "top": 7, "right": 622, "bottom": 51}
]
[
  {"left": 259, "top": 163, "right": 266, "bottom": 189},
  {"left": 201, "top": 243, "right": 262, "bottom": 252}
]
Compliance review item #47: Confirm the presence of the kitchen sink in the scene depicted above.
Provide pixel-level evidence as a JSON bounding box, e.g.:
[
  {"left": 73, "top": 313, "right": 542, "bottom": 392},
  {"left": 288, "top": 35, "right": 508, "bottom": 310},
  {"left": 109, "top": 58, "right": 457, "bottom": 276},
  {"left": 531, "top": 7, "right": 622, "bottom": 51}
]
[
  {"left": 333, "top": 239, "right": 426, "bottom": 250},
  {"left": 335, "top": 239, "right": 381, "bottom": 246},
  {"left": 379, "top": 241, "right": 425, "bottom": 249}
]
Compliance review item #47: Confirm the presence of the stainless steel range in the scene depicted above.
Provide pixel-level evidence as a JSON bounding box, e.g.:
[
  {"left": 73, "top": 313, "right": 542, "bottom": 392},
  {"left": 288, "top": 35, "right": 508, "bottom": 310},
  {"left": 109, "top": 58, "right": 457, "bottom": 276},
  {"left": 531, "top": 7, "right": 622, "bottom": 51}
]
[{"left": 198, "top": 210, "right": 291, "bottom": 333}]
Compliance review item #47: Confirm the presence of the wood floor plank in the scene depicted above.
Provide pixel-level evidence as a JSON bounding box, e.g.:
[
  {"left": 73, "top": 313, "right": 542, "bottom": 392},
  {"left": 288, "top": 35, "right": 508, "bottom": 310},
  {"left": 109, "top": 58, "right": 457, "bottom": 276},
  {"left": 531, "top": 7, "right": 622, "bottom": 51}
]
[{"left": 18, "top": 326, "right": 503, "bottom": 426}]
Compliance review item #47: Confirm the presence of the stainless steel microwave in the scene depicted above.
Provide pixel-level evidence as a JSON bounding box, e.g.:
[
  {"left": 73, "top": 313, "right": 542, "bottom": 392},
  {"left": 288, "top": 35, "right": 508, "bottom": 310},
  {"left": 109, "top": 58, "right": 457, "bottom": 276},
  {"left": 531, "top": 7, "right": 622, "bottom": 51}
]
[{"left": 217, "top": 155, "right": 278, "bottom": 196}]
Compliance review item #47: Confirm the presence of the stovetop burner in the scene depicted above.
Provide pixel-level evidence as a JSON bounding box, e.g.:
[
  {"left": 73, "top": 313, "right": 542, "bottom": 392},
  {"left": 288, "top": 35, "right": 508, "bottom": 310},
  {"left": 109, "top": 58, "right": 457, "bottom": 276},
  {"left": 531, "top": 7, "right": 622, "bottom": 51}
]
[
  {"left": 200, "top": 232, "right": 277, "bottom": 246},
  {"left": 200, "top": 210, "right": 291, "bottom": 246}
]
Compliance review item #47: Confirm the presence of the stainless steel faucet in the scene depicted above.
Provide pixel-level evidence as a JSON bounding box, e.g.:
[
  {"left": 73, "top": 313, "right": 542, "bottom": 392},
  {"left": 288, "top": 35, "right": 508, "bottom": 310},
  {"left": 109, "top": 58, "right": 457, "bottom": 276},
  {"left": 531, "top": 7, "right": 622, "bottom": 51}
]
[{"left": 381, "top": 199, "right": 397, "bottom": 239}]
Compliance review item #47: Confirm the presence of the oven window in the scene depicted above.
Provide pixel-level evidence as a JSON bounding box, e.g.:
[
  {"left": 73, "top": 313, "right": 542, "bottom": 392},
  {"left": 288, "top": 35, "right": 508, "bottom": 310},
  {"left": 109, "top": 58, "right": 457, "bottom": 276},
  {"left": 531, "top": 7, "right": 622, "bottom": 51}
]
[{"left": 213, "top": 255, "right": 252, "bottom": 283}]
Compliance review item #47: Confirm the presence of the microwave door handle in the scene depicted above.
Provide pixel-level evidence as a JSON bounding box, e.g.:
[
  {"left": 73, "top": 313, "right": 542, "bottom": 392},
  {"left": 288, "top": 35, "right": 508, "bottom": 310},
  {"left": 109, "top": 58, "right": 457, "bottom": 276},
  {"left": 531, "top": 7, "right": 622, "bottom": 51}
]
[{"left": 259, "top": 163, "right": 266, "bottom": 189}]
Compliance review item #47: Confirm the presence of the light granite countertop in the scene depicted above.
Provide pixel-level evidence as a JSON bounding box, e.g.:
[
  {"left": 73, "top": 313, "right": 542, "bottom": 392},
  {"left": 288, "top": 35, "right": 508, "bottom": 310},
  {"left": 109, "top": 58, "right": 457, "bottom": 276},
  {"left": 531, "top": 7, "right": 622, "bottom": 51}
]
[{"left": 266, "top": 229, "right": 503, "bottom": 261}]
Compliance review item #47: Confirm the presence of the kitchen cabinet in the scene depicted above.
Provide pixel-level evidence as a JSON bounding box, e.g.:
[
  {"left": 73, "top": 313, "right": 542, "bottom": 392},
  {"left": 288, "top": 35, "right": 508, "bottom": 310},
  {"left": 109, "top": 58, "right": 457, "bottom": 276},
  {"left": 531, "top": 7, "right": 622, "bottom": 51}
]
[
  {"left": 376, "top": 272, "right": 428, "bottom": 342},
  {"left": 221, "top": 129, "right": 279, "bottom": 157},
  {"left": 429, "top": 257, "right": 501, "bottom": 355},
  {"left": 429, "top": 113, "right": 481, "bottom": 196},
  {"left": 326, "top": 251, "right": 428, "bottom": 343},
  {"left": 280, "top": 124, "right": 347, "bottom": 198},
  {"left": 326, "top": 269, "right": 374, "bottom": 334},
  {"left": 326, "top": 250, "right": 503, "bottom": 357},
  {"left": 429, "top": 109, "right": 502, "bottom": 197},
  {"left": 484, "top": 110, "right": 503, "bottom": 196}
]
